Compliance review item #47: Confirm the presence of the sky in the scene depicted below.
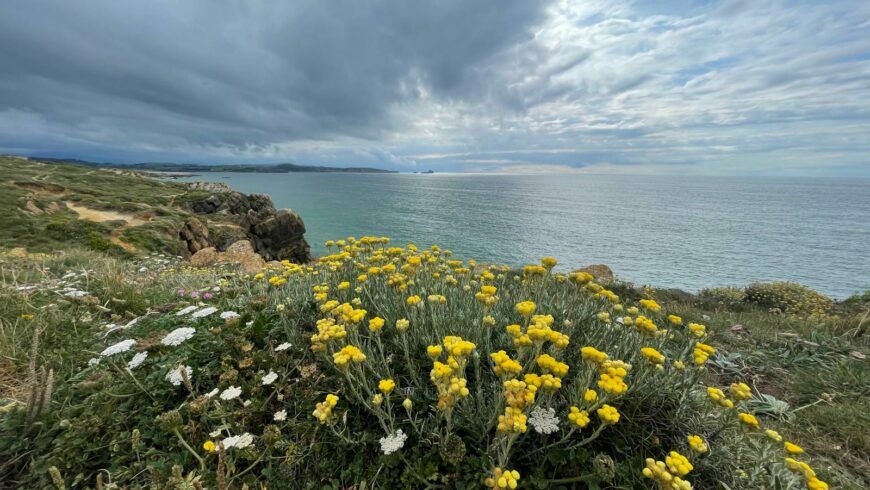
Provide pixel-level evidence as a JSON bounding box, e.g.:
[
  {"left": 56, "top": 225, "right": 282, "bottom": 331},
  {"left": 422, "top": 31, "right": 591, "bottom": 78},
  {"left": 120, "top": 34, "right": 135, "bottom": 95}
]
[{"left": 0, "top": 0, "right": 869, "bottom": 176}]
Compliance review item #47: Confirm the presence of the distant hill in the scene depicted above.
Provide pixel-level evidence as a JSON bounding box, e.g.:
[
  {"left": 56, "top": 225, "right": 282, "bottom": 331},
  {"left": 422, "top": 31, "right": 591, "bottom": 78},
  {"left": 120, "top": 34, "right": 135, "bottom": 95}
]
[{"left": 29, "top": 156, "right": 397, "bottom": 173}]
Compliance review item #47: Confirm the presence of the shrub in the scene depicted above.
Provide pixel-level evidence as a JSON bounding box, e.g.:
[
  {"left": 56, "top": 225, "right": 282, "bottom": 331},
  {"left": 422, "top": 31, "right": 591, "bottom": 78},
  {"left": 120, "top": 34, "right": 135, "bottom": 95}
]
[
  {"left": 744, "top": 282, "right": 833, "bottom": 317},
  {"left": 0, "top": 238, "right": 833, "bottom": 489},
  {"left": 698, "top": 287, "right": 746, "bottom": 309}
]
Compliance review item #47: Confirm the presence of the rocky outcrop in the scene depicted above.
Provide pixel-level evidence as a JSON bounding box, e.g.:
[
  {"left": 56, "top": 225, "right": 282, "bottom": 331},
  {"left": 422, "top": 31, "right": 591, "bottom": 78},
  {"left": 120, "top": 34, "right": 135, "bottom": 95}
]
[
  {"left": 190, "top": 240, "right": 266, "bottom": 273},
  {"left": 178, "top": 217, "right": 212, "bottom": 256},
  {"left": 574, "top": 264, "right": 614, "bottom": 282},
  {"left": 183, "top": 183, "right": 310, "bottom": 263}
]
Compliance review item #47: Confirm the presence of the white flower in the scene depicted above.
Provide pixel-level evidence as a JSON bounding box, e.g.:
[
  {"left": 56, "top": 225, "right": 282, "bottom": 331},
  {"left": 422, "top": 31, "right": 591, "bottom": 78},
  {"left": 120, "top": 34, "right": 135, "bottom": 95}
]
[
  {"left": 528, "top": 406, "right": 560, "bottom": 435},
  {"left": 261, "top": 371, "right": 278, "bottom": 385},
  {"left": 100, "top": 339, "right": 136, "bottom": 357},
  {"left": 222, "top": 433, "right": 254, "bottom": 450},
  {"left": 245, "top": 321, "right": 254, "bottom": 327},
  {"left": 192, "top": 306, "right": 218, "bottom": 319},
  {"left": 166, "top": 365, "right": 193, "bottom": 386},
  {"left": 220, "top": 386, "right": 242, "bottom": 400},
  {"left": 274, "top": 410, "right": 287, "bottom": 422},
  {"left": 212, "top": 286, "right": 221, "bottom": 292},
  {"left": 243, "top": 400, "right": 252, "bottom": 407},
  {"left": 123, "top": 317, "right": 140, "bottom": 329},
  {"left": 220, "top": 311, "right": 240, "bottom": 320},
  {"left": 276, "top": 304, "right": 285, "bottom": 312},
  {"left": 379, "top": 429, "right": 407, "bottom": 455},
  {"left": 65, "top": 290, "right": 88, "bottom": 298},
  {"left": 127, "top": 351, "right": 148, "bottom": 370},
  {"left": 161, "top": 327, "right": 196, "bottom": 346},
  {"left": 87, "top": 357, "right": 101, "bottom": 367},
  {"left": 176, "top": 305, "right": 199, "bottom": 316},
  {"left": 138, "top": 267, "right": 147, "bottom": 273},
  {"left": 615, "top": 317, "right": 625, "bottom": 325},
  {"left": 209, "top": 429, "right": 222, "bottom": 437},
  {"left": 205, "top": 388, "right": 220, "bottom": 398},
  {"left": 275, "top": 342, "right": 292, "bottom": 351}
]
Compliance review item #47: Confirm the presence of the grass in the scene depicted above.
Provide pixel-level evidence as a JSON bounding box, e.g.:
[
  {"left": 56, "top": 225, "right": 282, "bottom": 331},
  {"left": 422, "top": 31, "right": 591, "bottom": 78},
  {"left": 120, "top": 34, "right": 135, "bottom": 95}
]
[{"left": 0, "top": 244, "right": 866, "bottom": 489}]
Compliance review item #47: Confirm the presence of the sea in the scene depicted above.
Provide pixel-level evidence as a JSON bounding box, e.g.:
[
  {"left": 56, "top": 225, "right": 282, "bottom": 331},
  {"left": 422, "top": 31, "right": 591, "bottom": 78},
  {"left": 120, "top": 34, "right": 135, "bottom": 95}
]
[{"left": 178, "top": 173, "right": 870, "bottom": 299}]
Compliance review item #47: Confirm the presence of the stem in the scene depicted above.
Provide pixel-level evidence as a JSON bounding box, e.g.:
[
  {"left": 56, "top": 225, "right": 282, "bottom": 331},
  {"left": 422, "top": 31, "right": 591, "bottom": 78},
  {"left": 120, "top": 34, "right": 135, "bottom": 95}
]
[{"left": 173, "top": 429, "right": 205, "bottom": 471}]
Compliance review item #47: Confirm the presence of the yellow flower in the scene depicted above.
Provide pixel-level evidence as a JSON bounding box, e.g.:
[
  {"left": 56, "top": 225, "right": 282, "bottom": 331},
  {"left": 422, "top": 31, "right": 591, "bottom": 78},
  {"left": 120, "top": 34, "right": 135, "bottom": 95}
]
[
  {"left": 202, "top": 440, "right": 216, "bottom": 453},
  {"left": 402, "top": 398, "right": 413, "bottom": 410},
  {"left": 536, "top": 354, "right": 569, "bottom": 377},
  {"left": 639, "top": 299, "right": 661, "bottom": 312},
  {"left": 729, "top": 382, "right": 752, "bottom": 401},
  {"left": 693, "top": 342, "right": 716, "bottom": 365},
  {"left": 687, "top": 434, "right": 708, "bottom": 454},
  {"left": 665, "top": 450, "right": 693, "bottom": 476},
  {"left": 357, "top": 274, "right": 367, "bottom": 282},
  {"left": 687, "top": 322, "right": 706, "bottom": 338},
  {"left": 581, "top": 346, "right": 609, "bottom": 365},
  {"left": 337, "top": 281, "right": 350, "bottom": 290},
  {"left": 378, "top": 378, "right": 396, "bottom": 394},
  {"left": 765, "top": 429, "right": 783, "bottom": 442},
  {"left": 406, "top": 295, "right": 422, "bottom": 306},
  {"left": 312, "top": 394, "right": 339, "bottom": 423},
  {"left": 515, "top": 300, "right": 536, "bottom": 317},
  {"left": 584, "top": 389, "right": 598, "bottom": 403},
  {"left": 738, "top": 412, "right": 759, "bottom": 428},
  {"left": 19, "top": 314, "right": 34, "bottom": 321},
  {"left": 807, "top": 477, "right": 829, "bottom": 490},
  {"left": 490, "top": 351, "right": 522, "bottom": 376},
  {"left": 485, "top": 468, "right": 520, "bottom": 489},
  {"left": 641, "top": 347, "right": 665, "bottom": 364},
  {"left": 497, "top": 406, "right": 528, "bottom": 433},
  {"left": 395, "top": 318, "right": 410, "bottom": 332},
  {"left": 597, "top": 404, "right": 620, "bottom": 424},
  {"left": 368, "top": 316, "right": 385, "bottom": 333},
  {"left": 706, "top": 387, "right": 734, "bottom": 408},
  {"left": 427, "top": 345, "right": 443, "bottom": 359},
  {"left": 673, "top": 360, "right": 686, "bottom": 370},
  {"left": 482, "top": 315, "right": 496, "bottom": 326},
  {"left": 333, "top": 345, "right": 366, "bottom": 367},
  {"left": 541, "top": 257, "right": 557, "bottom": 268},
  {"left": 372, "top": 393, "right": 383, "bottom": 406},
  {"left": 668, "top": 314, "right": 683, "bottom": 325},
  {"left": 568, "top": 407, "right": 590, "bottom": 428},
  {"left": 784, "top": 441, "right": 804, "bottom": 454}
]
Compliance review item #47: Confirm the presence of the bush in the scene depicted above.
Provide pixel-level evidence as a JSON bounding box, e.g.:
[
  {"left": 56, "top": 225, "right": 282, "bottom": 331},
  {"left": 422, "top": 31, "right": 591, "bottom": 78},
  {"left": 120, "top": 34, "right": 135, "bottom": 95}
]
[
  {"left": 0, "top": 238, "right": 833, "bottom": 489},
  {"left": 698, "top": 287, "right": 746, "bottom": 309},
  {"left": 744, "top": 282, "right": 833, "bottom": 317}
]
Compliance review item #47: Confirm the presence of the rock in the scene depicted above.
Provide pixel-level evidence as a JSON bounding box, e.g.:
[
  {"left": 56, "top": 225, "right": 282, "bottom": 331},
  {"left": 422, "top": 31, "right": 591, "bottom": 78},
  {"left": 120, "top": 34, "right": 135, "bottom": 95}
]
[
  {"left": 186, "top": 187, "right": 310, "bottom": 263},
  {"left": 574, "top": 264, "right": 614, "bottom": 282},
  {"left": 186, "top": 181, "right": 234, "bottom": 193},
  {"left": 190, "top": 240, "right": 265, "bottom": 273},
  {"left": 24, "top": 200, "right": 43, "bottom": 214},
  {"left": 178, "top": 218, "right": 212, "bottom": 257}
]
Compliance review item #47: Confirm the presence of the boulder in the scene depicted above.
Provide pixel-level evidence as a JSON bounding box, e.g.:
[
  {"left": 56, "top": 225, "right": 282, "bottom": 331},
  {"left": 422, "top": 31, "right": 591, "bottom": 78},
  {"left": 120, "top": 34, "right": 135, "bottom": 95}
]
[
  {"left": 190, "top": 240, "right": 265, "bottom": 273},
  {"left": 24, "top": 200, "right": 43, "bottom": 215},
  {"left": 574, "top": 264, "right": 614, "bottom": 282}
]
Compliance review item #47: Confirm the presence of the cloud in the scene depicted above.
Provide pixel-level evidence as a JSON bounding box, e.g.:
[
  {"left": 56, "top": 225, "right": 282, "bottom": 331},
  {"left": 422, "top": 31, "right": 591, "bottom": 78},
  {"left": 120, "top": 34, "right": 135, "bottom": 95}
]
[{"left": 0, "top": 0, "right": 868, "bottom": 175}]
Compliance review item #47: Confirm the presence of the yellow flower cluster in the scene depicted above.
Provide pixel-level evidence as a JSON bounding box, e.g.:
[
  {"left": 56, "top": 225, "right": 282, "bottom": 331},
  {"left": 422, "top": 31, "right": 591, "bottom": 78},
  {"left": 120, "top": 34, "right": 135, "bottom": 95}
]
[
  {"left": 497, "top": 406, "right": 528, "bottom": 433},
  {"left": 641, "top": 346, "right": 665, "bottom": 365},
  {"left": 738, "top": 412, "right": 759, "bottom": 428},
  {"left": 395, "top": 318, "right": 410, "bottom": 331},
  {"left": 526, "top": 315, "right": 569, "bottom": 347},
  {"left": 485, "top": 468, "right": 520, "bottom": 489},
  {"left": 581, "top": 346, "right": 609, "bottom": 365},
  {"left": 503, "top": 379, "right": 536, "bottom": 410},
  {"left": 524, "top": 373, "right": 561, "bottom": 393},
  {"left": 693, "top": 342, "right": 716, "bottom": 365},
  {"left": 490, "top": 351, "right": 522, "bottom": 377},
  {"left": 640, "top": 298, "right": 662, "bottom": 312},
  {"left": 568, "top": 406, "right": 591, "bottom": 428},
  {"left": 643, "top": 451, "right": 693, "bottom": 490},
  {"left": 310, "top": 317, "right": 347, "bottom": 352},
  {"left": 668, "top": 314, "right": 683, "bottom": 326},
  {"left": 635, "top": 315, "right": 659, "bottom": 336},
  {"left": 429, "top": 336, "right": 474, "bottom": 411},
  {"left": 686, "top": 435, "right": 708, "bottom": 454},
  {"left": 596, "top": 404, "right": 621, "bottom": 424},
  {"left": 312, "top": 394, "right": 339, "bottom": 423},
  {"left": 729, "top": 382, "right": 752, "bottom": 401},
  {"left": 368, "top": 316, "right": 385, "bottom": 333},
  {"left": 598, "top": 360, "right": 631, "bottom": 395},
  {"left": 785, "top": 458, "right": 829, "bottom": 489},
  {"left": 514, "top": 300, "right": 536, "bottom": 317},
  {"left": 687, "top": 322, "right": 706, "bottom": 338},
  {"left": 536, "top": 354, "right": 569, "bottom": 377},
  {"left": 474, "top": 286, "right": 498, "bottom": 306},
  {"left": 378, "top": 378, "right": 396, "bottom": 394},
  {"left": 706, "top": 387, "right": 734, "bottom": 408},
  {"left": 333, "top": 345, "right": 366, "bottom": 367}
]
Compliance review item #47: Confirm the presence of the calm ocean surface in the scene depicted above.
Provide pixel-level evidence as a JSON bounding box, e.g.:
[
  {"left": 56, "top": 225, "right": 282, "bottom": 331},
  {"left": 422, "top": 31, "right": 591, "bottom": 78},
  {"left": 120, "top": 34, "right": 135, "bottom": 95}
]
[{"left": 179, "top": 173, "right": 870, "bottom": 299}]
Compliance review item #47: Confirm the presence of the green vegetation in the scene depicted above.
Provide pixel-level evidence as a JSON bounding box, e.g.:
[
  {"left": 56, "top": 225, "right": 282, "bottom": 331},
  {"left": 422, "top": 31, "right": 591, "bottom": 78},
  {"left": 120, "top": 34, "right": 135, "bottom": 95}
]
[
  {"left": 0, "top": 156, "right": 230, "bottom": 256},
  {"left": 0, "top": 244, "right": 866, "bottom": 489}
]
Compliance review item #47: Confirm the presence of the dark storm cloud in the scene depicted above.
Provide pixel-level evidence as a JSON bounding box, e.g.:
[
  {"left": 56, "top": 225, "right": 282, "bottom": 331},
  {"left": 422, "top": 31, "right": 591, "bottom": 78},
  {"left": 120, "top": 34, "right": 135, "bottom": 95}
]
[{"left": 0, "top": 0, "right": 549, "bottom": 155}]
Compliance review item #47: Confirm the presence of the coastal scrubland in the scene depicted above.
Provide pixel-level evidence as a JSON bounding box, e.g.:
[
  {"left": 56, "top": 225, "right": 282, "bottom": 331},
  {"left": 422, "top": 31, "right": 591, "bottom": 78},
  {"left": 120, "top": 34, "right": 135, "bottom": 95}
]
[{"left": 0, "top": 242, "right": 866, "bottom": 489}]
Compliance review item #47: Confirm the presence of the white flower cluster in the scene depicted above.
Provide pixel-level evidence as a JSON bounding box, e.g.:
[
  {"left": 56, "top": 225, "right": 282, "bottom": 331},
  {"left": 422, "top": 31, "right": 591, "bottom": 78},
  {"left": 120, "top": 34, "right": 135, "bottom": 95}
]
[
  {"left": 261, "top": 371, "right": 278, "bottom": 385},
  {"left": 275, "top": 342, "right": 292, "bottom": 351},
  {"left": 176, "top": 305, "right": 199, "bottom": 316},
  {"left": 379, "top": 429, "right": 408, "bottom": 455},
  {"left": 99, "top": 339, "right": 136, "bottom": 357},
  {"left": 161, "top": 327, "right": 196, "bottom": 346},
  {"left": 165, "top": 365, "right": 193, "bottom": 386},
  {"left": 220, "top": 311, "right": 240, "bottom": 320},
  {"left": 127, "top": 351, "right": 148, "bottom": 370},
  {"left": 220, "top": 386, "right": 242, "bottom": 400},
  {"left": 274, "top": 410, "right": 287, "bottom": 421},
  {"left": 528, "top": 406, "right": 560, "bottom": 435},
  {"left": 192, "top": 306, "right": 218, "bottom": 319},
  {"left": 222, "top": 433, "right": 254, "bottom": 450}
]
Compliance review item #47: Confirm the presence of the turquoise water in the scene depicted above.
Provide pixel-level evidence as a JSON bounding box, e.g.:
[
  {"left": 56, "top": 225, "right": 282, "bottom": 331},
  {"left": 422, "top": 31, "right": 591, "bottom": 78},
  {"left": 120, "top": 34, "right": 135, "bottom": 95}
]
[{"left": 179, "top": 173, "right": 870, "bottom": 299}]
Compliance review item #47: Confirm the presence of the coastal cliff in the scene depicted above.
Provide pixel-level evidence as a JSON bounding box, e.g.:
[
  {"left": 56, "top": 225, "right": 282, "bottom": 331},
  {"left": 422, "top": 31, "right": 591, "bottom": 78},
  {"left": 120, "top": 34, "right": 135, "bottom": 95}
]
[{"left": 0, "top": 156, "right": 311, "bottom": 264}]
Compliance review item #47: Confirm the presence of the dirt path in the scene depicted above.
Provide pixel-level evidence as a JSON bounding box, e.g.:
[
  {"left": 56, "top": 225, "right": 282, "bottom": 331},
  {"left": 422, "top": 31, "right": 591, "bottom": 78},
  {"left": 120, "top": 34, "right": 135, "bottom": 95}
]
[{"left": 64, "top": 202, "right": 146, "bottom": 252}]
